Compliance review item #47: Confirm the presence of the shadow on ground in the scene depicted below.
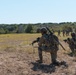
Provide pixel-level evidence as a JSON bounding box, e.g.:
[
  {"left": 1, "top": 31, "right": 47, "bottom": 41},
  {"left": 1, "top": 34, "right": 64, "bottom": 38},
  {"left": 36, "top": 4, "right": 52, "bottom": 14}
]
[
  {"left": 31, "top": 62, "right": 56, "bottom": 74},
  {"left": 31, "top": 61, "right": 68, "bottom": 74}
]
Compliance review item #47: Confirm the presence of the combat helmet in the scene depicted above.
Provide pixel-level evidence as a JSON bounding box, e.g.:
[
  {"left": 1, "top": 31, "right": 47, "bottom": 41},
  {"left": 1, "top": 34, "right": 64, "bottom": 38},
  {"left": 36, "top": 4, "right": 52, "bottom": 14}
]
[{"left": 40, "top": 27, "right": 47, "bottom": 34}]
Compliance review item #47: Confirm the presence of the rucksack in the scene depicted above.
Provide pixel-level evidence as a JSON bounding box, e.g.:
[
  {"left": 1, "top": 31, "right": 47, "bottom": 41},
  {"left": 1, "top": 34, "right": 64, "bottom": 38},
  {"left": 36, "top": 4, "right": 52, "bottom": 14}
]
[{"left": 43, "top": 34, "right": 59, "bottom": 46}]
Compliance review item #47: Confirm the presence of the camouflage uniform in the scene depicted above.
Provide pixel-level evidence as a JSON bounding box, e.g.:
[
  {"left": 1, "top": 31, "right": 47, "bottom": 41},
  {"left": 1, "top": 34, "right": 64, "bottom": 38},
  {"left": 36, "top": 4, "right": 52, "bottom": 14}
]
[
  {"left": 64, "top": 33, "right": 76, "bottom": 55},
  {"left": 58, "top": 30, "right": 61, "bottom": 36},
  {"left": 62, "top": 30, "right": 66, "bottom": 37},
  {"left": 70, "top": 33, "right": 76, "bottom": 54},
  {"left": 66, "top": 30, "right": 70, "bottom": 36},
  {"left": 37, "top": 27, "right": 59, "bottom": 64}
]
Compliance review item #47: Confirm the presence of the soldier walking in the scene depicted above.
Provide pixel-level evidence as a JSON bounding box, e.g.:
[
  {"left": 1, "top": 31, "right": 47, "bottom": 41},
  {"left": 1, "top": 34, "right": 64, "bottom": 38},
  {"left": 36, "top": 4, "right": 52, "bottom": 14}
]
[{"left": 58, "top": 30, "right": 61, "bottom": 36}]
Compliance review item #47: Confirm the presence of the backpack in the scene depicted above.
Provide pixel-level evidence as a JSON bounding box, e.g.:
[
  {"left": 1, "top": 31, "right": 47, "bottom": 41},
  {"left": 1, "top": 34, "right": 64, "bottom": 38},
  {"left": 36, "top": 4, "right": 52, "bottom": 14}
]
[{"left": 43, "top": 34, "right": 59, "bottom": 46}]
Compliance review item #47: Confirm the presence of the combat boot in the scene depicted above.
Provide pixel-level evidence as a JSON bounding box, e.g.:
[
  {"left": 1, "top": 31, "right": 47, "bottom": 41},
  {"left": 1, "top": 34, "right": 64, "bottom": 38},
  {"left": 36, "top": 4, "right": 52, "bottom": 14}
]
[
  {"left": 52, "top": 61, "right": 60, "bottom": 66},
  {"left": 37, "top": 51, "right": 43, "bottom": 63},
  {"left": 36, "top": 60, "right": 43, "bottom": 63}
]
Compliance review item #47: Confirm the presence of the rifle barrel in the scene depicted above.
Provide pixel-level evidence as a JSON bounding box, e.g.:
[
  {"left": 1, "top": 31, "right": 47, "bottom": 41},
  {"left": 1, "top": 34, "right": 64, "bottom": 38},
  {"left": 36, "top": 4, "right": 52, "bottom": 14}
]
[{"left": 46, "top": 27, "right": 66, "bottom": 51}]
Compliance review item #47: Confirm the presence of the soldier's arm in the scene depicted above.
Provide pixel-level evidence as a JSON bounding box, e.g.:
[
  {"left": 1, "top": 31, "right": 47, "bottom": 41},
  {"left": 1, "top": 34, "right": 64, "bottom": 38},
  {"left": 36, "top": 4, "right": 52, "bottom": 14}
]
[
  {"left": 63, "top": 38, "right": 71, "bottom": 44},
  {"left": 31, "top": 37, "right": 41, "bottom": 45},
  {"left": 32, "top": 40, "right": 38, "bottom": 45},
  {"left": 63, "top": 38, "right": 70, "bottom": 42}
]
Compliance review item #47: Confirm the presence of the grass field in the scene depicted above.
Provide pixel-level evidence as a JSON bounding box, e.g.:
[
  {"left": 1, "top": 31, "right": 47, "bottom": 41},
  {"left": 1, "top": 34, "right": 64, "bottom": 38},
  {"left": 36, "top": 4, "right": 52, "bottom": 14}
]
[
  {"left": 0, "top": 33, "right": 70, "bottom": 51},
  {"left": 0, "top": 33, "right": 40, "bottom": 48},
  {"left": 0, "top": 33, "right": 71, "bottom": 51}
]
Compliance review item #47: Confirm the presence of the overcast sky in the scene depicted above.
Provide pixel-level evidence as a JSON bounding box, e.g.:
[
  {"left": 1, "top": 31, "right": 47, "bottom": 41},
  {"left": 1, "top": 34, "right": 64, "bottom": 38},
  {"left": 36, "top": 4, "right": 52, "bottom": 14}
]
[{"left": 0, "top": 0, "right": 76, "bottom": 24}]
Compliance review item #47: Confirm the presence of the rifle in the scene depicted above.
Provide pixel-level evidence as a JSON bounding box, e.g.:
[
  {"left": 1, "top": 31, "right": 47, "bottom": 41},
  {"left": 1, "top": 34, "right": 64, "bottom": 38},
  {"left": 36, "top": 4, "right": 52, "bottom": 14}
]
[
  {"left": 63, "top": 39, "right": 67, "bottom": 42},
  {"left": 64, "top": 38, "right": 75, "bottom": 45},
  {"left": 64, "top": 38, "right": 71, "bottom": 43},
  {"left": 46, "top": 27, "right": 66, "bottom": 51}
]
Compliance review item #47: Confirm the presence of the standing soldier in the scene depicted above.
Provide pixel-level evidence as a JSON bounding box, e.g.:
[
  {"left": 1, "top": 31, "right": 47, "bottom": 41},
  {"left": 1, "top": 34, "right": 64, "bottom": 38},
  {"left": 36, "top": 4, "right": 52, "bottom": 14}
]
[
  {"left": 58, "top": 30, "right": 61, "bottom": 36},
  {"left": 62, "top": 30, "right": 65, "bottom": 37},
  {"left": 34, "top": 27, "right": 60, "bottom": 65},
  {"left": 66, "top": 30, "right": 69, "bottom": 36}
]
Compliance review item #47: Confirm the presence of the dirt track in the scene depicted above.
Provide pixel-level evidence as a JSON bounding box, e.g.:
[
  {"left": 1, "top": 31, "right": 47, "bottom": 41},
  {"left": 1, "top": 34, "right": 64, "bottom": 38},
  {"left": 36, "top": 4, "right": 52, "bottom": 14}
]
[{"left": 0, "top": 40, "right": 76, "bottom": 75}]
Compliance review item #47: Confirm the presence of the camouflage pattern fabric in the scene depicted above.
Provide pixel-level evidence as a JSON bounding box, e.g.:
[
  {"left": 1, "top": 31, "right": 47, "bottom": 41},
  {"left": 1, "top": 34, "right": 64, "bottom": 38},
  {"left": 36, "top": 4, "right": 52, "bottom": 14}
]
[
  {"left": 38, "top": 33, "right": 59, "bottom": 63},
  {"left": 64, "top": 38, "right": 76, "bottom": 55}
]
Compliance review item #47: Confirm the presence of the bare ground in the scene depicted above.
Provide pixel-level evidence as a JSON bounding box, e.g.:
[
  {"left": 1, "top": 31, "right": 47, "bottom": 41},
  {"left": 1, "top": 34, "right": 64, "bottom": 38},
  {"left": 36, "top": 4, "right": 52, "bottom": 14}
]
[{"left": 0, "top": 39, "right": 76, "bottom": 75}]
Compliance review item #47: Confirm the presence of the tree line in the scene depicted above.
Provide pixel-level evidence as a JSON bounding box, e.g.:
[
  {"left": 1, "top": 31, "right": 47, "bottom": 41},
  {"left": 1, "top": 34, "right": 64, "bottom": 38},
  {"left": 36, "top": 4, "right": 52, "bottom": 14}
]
[{"left": 0, "top": 22, "right": 76, "bottom": 34}]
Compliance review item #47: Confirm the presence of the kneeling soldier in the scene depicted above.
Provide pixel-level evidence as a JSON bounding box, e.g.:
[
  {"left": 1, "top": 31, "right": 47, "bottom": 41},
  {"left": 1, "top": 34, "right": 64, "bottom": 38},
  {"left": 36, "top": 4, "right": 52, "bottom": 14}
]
[
  {"left": 64, "top": 33, "right": 76, "bottom": 56},
  {"left": 33, "top": 27, "right": 60, "bottom": 66}
]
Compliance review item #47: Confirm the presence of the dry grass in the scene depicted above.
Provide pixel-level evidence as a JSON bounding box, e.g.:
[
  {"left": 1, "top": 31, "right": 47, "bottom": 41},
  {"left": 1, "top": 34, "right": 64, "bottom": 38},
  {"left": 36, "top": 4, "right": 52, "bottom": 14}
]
[
  {"left": 0, "top": 33, "right": 40, "bottom": 49},
  {"left": 0, "top": 33, "right": 71, "bottom": 52}
]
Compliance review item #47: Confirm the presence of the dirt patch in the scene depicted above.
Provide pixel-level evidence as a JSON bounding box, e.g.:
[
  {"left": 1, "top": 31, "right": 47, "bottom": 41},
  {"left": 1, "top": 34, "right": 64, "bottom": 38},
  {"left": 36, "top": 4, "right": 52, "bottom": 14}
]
[{"left": 0, "top": 43, "right": 76, "bottom": 75}]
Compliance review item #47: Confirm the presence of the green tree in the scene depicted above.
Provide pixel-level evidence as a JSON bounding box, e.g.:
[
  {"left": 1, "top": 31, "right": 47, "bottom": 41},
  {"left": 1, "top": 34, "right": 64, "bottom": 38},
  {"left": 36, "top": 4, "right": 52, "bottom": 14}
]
[
  {"left": 25, "top": 25, "right": 33, "bottom": 33},
  {"left": 0, "top": 28, "right": 6, "bottom": 34}
]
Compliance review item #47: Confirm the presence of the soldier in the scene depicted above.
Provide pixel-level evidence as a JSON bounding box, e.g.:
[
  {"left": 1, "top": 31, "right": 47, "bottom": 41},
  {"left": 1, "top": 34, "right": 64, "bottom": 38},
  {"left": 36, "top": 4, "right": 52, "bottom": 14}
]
[
  {"left": 66, "top": 30, "right": 70, "bottom": 36},
  {"left": 62, "top": 30, "right": 66, "bottom": 37},
  {"left": 64, "top": 33, "right": 76, "bottom": 56},
  {"left": 70, "top": 33, "right": 76, "bottom": 54},
  {"left": 34, "top": 27, "right": 60, "bottom": 65},
  {"left": 58, "top": 30, "right": 61, "bottom": 36}
]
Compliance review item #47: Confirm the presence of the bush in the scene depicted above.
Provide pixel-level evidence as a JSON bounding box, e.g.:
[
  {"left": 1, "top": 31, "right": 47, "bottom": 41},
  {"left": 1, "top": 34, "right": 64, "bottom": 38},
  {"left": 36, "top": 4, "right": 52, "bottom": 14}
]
[{"left": 25, "top": 25, "right": 33, "bottom": 33}]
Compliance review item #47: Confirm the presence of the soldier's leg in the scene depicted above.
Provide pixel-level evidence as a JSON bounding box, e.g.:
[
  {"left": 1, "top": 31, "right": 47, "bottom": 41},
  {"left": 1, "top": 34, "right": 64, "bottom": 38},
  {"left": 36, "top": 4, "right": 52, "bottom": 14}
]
[
  {"left": 37, "top": 47, "right": 43, "bottom": 63},
  {"left": 51, "top": 51, "right": 57, "bottom": 63},
  {"left": 50, "top": 51, "right": 60, "bottom": 65}
]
